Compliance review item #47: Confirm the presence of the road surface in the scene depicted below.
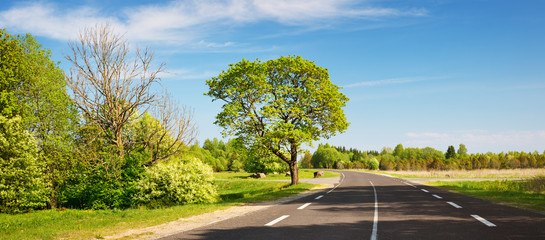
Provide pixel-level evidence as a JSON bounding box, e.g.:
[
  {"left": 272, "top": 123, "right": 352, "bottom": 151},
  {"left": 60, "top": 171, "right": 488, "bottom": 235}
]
[{"left": 161, "top": 171, "right": 545, "bottom": 240}]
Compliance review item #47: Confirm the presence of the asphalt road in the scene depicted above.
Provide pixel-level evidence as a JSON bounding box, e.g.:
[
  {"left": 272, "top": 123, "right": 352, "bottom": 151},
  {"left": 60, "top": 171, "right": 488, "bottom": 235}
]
[{"left": 161, "top": 171, "right": 545, "bottom": 240}]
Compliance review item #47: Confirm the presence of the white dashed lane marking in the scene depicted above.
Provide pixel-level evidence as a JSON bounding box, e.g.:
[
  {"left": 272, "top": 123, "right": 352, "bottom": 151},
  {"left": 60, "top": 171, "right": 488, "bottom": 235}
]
[
  {"left": 447, "top": 201, "right": 462, "bottom": 208},
  {"left": 315, "top": 195, "right": 324, "bottom": 200},
  {"left": 265, "top": 215, "right": 290, "bottom": 226},
  {"left": 297, "top": 203, "right": 311, "bottom": 210},
  {"left": 421, "top": 189, "right": 429, "bottom": 193},
  {"left": 471, "top": 215, "right": 496, "bottom": 227},
  {"left": 432, "top": 194, "right": 443, "bottom": 199}
]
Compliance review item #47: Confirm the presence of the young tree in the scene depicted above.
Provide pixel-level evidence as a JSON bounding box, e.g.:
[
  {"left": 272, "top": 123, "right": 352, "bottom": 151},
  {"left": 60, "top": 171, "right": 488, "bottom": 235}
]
[
  {"left": 393, "top": 144, "right": 404, "bottom": 157},
  {"left": 457, "top": 144, "right": 468, "bottom": 156},
  {"left": 0, "top": 116, "right": 49, "bottom": 213},
  {"left": 445, "top": 145, "right": 457, "bottom": 159},
  {"left": 206, "top": 56, "right": 349, "bottom": 185}
]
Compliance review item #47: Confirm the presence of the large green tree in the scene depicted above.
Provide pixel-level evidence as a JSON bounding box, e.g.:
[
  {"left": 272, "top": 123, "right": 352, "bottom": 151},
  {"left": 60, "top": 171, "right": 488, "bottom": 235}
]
[
  {"left": 1, "top": 29, "right": 78, "bottom": 208},
  {"left": 206, "top": 56, "right": 349, "bottom": 185},
  {"left": 0, "top": 29, "right": 23, "bottom": 117}
]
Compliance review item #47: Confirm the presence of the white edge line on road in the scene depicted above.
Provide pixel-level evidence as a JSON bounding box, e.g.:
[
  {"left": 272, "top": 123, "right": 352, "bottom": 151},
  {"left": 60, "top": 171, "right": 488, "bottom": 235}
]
[
  {"left": 327, "top": 172, "right": 345, "bottom": 194},
  {"left": 421, "top": 189, "right": 429, "bottom": 193},
  {"left": 370, "top": 181, "right": 378, "bottom": 240},
  {"left": 265, "top": 215, "right": 290, "bottom": 226},
  {"left": 447, "top": 202, "right": 462, "bottom": 209},
  {"left": 315, "top": 195, "right": 324, "bottom": 200},
  {"left": 297, "top": 203, "right": 312, "bottom": 210},
  {"left": 432, "top": 194, "right": 443, "bottom": 199},
  {"left": 471, "top": 215, "right": 496, "bottom": 227}
]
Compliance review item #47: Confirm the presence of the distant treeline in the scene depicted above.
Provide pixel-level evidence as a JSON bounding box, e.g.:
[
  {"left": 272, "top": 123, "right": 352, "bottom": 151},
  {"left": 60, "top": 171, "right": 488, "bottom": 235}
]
[{"left": 301, "top": 144, "right": 545, "bottom": 170}]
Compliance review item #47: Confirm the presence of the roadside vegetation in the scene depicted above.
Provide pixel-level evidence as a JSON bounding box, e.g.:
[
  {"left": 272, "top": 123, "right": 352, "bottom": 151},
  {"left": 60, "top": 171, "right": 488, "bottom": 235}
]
[
  {"left": 429, "top": 176, "right": 545, "bottom": 213},
  {"left": 371, "top": 169, "right": 545, "bottom": 179},
  {"left": 214, "top": 169, "right": 339, "bottom": 180},
  {"left": 305, "top": 143, "right": 545, "bottom": 171},
  {"left": 0, "top": 176, "right": 317, "bottom": 240}
]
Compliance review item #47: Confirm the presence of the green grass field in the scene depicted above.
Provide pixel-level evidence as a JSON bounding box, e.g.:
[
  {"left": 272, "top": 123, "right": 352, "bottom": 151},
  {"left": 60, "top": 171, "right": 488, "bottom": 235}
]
[
  {"left": 428, "top": 176, "right": 545, "bottom": 213},
  {"left": 0, "top": 174, "right": 318, "bottom": 240}
]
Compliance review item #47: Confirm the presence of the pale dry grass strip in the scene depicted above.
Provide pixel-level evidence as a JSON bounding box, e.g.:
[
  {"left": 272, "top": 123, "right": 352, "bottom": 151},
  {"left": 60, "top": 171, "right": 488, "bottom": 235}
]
[{"left": 382, "top": 169, "right": 545, "bottom": 179}]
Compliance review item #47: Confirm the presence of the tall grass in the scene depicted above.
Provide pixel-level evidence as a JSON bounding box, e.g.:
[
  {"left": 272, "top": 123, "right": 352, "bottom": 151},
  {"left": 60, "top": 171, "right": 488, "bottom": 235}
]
[
  {"left": 429, "top": 175, "right": 545, "bottom": 212},
  {"left": 379, "top": 168, "right": 545, "bottom": 179}
]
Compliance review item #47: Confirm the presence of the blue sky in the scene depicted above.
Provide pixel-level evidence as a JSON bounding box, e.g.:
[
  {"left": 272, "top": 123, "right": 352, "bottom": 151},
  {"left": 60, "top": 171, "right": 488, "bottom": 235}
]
[{"left": 1, "top": 0, "right": 544, "bottom": 153}]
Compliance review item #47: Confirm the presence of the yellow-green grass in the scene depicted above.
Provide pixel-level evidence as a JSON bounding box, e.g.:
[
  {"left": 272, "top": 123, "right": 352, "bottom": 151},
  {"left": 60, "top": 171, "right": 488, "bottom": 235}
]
[
  {"left": 0, "top": 178, "right": 315, "bottom": 240},
  {"left": 214, "top": 169, "right": 340, "bottom": 180},
  {"left": 428, "top": 176, "right": 545, "bottom": 213},
  {"left": 351, "top": 169, "right": 545, "bottom": 179}
]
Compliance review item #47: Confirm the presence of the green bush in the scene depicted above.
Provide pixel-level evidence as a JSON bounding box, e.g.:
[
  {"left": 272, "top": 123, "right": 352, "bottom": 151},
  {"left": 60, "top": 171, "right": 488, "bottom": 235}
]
[
  {"left": 135, "top": 158, "right": 218, "bottom": 207},
  {"left": 0, "top": 116, "right": 49, "bottom": 213},
  {"left": 369, "top": 158, "right": 380, "bottom": 170},
  {"left": 244, "top": 155, "right": 287, "bottom": 174}
]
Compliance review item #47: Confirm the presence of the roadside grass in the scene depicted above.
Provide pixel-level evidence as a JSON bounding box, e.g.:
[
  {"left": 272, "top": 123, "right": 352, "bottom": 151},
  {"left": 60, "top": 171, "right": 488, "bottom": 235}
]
[
  {"left": 353, "top": 169, "right": 545, "bottom": 179},
  {"left": 214, "top": 169, "right": 339, "bottom": 180},
  {"left": 0, "top": 177, "right": 316, "bottom": 240},
  {"left": 428, "top": 176, "right": 545, "bottom": 213}
]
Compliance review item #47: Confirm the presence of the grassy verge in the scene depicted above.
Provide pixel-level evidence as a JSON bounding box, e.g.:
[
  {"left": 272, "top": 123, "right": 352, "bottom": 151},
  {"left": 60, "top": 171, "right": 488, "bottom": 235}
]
[
  {"left": 214, "top": 169, "right": 340, "bottom": 180},
  {"left": 0, "top": 179, "right": 316, "bottom": 240},
  {"left": 349, "top": 169, "right": 545, "bottom": 179},
  {"left": 428, "top": 176, "right": 545, "bottom": 213}
]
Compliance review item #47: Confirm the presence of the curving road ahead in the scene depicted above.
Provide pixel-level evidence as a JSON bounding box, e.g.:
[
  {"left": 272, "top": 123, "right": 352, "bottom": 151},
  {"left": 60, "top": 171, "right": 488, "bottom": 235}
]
[{"left": 161, "top": 171, "right": 545, "bottom": 240}]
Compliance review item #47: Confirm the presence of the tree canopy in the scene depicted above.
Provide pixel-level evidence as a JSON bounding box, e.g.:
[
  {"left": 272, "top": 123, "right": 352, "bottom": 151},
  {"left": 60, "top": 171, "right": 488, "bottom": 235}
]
[{"left": 205, "top": 55, "right": 349, "bottom": 185}]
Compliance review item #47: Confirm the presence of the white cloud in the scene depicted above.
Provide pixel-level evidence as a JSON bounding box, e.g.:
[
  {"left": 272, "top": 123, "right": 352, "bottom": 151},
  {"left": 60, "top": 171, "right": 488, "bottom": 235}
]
[
  {"left": 0, "top": 2, "right": 119, "bottom": 40},
  {"left": 344, "top": 76, "right": 447, "bottom": 88},
  {"left": 159, "top": 68, "right": 216, "bottom": 81},
  {"left": 0, "top": 0, "right": 427, "bottom": 45}
]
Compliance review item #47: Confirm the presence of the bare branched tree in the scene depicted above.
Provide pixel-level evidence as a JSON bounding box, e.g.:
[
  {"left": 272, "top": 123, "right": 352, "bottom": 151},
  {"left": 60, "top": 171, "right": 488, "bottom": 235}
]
[
  {"left": 143, "top": 92, "right": 198, "bottom": 165},
  {"left": 65, "top": 24, "right": 196, "bottom": 163}
]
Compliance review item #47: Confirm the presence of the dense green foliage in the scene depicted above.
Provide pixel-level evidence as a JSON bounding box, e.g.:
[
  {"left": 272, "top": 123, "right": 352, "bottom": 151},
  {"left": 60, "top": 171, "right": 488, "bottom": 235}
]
[
  {"left": 0, "top": 116, "right": 49, "bottom": 213},
  {"left": 135, "top": 158, "right": 217, "bottom": 207},
  {"left": 183, "top": 138, "right": 288, "bottom": 174},
  {"left": 206, "top": 55, "right": 349, "bottom": 185},
  {"left": 309, "top": 143, "right": 545, "bottom": 171},
  {"left": 0, "top": 29, "right": 215, "bottom": 213},
  {"left": 1, "top": 30, "right": 78, "bottom": 211}
]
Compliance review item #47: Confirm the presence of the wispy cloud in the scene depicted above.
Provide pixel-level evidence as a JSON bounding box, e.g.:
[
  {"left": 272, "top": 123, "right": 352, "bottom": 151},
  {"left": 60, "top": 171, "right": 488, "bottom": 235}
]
[
  {"left": 344, "top": 76, "right": 447, "bottom": 88},
  {"left": 158, "top": 68, "right": 216, "bottom": 81},
  {"left": 0, "top": 0, "right": 427, "bottom": 46}
]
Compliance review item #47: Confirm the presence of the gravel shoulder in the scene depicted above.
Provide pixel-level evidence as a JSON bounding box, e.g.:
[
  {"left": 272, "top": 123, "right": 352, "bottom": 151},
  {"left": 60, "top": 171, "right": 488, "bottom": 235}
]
[{"left": 103, "top": 177, "right": 340, "bottom": 240}]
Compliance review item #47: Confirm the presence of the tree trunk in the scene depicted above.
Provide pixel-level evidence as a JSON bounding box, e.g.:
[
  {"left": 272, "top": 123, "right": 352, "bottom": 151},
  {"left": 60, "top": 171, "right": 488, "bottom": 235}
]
[
  {"left": 289, "top": 143, "right": 299, "bottom": 185},
  {"left": 289, "top": 160, "right": 299, "bottom": 185}
]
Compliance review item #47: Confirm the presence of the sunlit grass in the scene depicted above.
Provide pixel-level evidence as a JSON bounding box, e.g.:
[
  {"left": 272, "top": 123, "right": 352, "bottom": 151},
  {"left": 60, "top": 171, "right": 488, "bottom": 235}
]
[
  {"left": 0, "top": 176, "right": 316, "bottom": 240},
  {"left": 429, "top": 176, "right": 545, "bottom": 212}
]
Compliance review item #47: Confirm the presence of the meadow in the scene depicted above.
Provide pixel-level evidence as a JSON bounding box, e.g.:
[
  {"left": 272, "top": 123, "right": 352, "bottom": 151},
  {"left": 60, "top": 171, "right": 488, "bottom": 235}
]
[{"left": 429, "top": 176, "right": 545, "bottom": 213}]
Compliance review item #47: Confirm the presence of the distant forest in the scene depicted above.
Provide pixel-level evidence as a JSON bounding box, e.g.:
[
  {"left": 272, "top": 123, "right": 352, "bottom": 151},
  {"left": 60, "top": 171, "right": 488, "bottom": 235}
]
[{"left": 302, "top": 143, "right": 545, "bottom": 171}]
